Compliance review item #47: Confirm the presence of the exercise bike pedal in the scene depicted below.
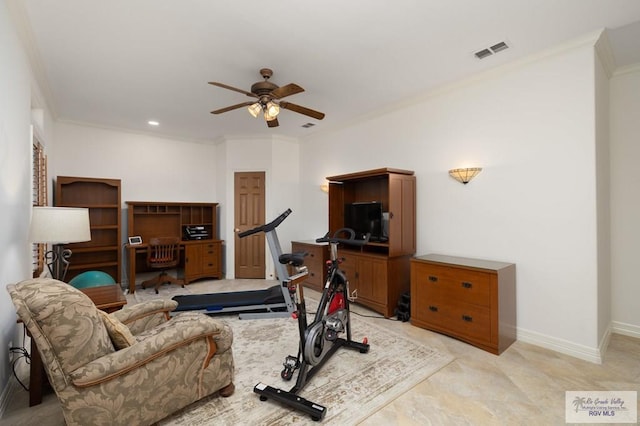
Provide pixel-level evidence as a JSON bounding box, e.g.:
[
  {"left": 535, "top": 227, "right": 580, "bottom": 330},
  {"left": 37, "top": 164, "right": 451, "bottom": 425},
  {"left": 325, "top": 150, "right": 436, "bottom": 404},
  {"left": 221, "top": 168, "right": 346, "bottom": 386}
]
[{"left": 281, "top": 355, "right": 299, "bottom": 380}]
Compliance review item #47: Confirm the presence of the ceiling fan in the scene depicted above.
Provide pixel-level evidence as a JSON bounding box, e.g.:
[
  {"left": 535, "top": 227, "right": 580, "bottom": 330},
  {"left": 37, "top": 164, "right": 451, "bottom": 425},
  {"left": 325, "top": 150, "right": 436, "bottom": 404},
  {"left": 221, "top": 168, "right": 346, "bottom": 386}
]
[{"left": 208, "top": 68, "right": 325, "bottom": 128}]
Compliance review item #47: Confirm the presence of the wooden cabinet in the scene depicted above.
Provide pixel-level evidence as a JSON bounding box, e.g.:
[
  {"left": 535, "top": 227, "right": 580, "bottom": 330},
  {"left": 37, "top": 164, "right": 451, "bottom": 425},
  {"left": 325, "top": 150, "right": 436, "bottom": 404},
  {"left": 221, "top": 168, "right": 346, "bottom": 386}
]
[
  {"left": 55, "top": 176, "right": 121, "bottom": 283},
  {"left": 291, "top": 241, "right": 329, "bottom": 292},
  {"left": 327, "top": 168, "right": 416, "bottom": 317},
  {"left": 411, "top": 254, "right": 516, "bottom": 355},
  {"left": 338, "top": 250, "right": 411, "bottom": 317},
  {"left": 184, "top": 240, "right": 222, "bottom": 283},
  {"left": 126, "top": 201, "right": 223, "bottom": 292}
]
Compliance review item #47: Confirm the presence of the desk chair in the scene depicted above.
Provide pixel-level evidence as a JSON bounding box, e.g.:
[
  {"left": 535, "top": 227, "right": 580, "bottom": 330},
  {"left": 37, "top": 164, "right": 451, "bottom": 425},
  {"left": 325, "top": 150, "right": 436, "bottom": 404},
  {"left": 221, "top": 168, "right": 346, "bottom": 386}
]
[{"left": 141, "top": 237, "right": 184, "bottom": 294}]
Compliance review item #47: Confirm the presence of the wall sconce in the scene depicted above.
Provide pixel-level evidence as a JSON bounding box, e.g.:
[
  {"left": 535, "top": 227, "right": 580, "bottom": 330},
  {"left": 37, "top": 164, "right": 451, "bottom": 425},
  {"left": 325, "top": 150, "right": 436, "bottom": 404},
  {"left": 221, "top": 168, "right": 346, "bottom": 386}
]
[
  {"left": 320, "top": 182, "right": 329, "bottom": 193},
  {"left": 449, "top": 167, "right": 482, "bottom": 184},
  {"left": 29, "top": 207, "right": 91, "bottom": 281}
]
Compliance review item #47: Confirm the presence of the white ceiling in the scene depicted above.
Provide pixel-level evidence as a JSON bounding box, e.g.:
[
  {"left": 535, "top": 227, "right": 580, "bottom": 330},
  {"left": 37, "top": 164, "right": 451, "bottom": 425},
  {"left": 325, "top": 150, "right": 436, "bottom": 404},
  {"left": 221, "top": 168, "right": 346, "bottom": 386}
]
[{"left": 14, "top": 0, "right": 640, "bottom": 143}]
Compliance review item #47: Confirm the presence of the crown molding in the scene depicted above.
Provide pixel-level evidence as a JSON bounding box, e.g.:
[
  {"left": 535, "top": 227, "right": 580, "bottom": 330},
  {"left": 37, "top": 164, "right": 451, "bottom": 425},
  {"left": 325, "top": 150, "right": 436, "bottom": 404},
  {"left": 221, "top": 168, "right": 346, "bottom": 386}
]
[
  {"left": 613, "top": 62, "right": 640, "bottom": 77},
  {"left": 594, "top": 29, "right": 616, "bottom": 78},
  {"left": 304, "top": 30, "right": 604, "bottom": 143},
  {"left": 57, "top": 119, "right": 217, "bottom": 146}
]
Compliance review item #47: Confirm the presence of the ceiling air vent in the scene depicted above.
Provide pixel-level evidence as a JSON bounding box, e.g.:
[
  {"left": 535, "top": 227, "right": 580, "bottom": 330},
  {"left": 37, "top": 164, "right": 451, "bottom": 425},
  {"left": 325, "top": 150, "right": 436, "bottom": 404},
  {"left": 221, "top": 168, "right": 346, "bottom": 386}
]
[
  {"left": 474, "top": 41, "right": 509, "bottom": 59},
  {"left": 301, "top": 122, "right": 315, "bottom": 128}
]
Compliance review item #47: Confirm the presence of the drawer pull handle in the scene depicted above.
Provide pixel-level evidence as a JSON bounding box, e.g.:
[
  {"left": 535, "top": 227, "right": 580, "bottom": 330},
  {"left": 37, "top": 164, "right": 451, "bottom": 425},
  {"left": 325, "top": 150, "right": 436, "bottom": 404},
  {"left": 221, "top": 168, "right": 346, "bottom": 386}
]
[
  {"left": 428, "top": 275, "right": 438, "bottom": 282},
  {"left": 462, "top": 315, "right": 473, "bottom": 322},
  {"left": 428, "top": 305, "right": 438, "bottom": 312},
  {"left": 461, "top": 282, "right": 473, "bottom": 289}
]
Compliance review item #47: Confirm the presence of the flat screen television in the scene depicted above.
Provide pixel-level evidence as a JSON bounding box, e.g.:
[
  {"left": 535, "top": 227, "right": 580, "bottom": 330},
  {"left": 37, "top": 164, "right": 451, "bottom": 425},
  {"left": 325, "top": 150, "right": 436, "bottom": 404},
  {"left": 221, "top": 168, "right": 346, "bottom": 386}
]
[{"left": 344, "top": 201, "right": 386, "bottom": 242}]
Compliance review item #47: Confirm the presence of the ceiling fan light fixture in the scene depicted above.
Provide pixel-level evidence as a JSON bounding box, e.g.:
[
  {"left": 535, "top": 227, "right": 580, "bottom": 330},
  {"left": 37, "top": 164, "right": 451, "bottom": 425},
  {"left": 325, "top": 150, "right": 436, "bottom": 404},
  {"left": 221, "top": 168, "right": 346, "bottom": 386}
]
[
  {"left": 247, "top": 102, "right": 262, "bottom": 118},
  {"left": 210, "top": 68, "right": 324, "bottom": 127},
  {"left": 266, "top": 101, "right": 280, "bottom": 117},
  {"left": 264, "top": 110, "right": 277, "bottom": 122}
]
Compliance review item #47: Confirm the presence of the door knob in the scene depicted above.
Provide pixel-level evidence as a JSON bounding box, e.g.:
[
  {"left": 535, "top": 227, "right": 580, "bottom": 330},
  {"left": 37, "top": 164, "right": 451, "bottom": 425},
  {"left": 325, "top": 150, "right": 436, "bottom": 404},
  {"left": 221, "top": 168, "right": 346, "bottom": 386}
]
[{"left": 234, "top": 228, "right": 240, "bottom": 232}]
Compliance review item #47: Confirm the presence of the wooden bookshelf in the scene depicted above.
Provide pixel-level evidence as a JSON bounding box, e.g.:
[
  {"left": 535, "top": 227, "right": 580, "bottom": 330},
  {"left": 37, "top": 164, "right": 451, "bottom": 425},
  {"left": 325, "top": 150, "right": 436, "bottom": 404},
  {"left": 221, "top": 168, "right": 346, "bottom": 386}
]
[{"left": 55, "top": 176, "right": 122, "bottom": 283}]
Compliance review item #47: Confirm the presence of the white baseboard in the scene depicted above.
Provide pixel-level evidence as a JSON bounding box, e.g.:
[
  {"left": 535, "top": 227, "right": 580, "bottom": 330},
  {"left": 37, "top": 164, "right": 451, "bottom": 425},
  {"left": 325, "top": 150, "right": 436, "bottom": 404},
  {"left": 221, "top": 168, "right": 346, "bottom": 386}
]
[
  {"left": 612, "top": 321, "right": 640, "bottom": 339},
  {"left": 517, "top": 323, "right": 640, "bottom": 364},
  {"left": 598, "top": 325, "right": 612, "bottom": 362},
  {"left": 0, "top": 376, "right": 19, "bottom": 420},
  {"left": 517, "top": 328, "right": 604, "bottom": 364}
]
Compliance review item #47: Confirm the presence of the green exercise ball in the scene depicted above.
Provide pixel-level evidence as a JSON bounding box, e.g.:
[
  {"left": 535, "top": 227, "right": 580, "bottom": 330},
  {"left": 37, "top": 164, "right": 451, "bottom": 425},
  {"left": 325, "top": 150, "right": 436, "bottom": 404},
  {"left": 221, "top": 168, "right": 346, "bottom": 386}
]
[{"left": 68, "top": 271, "right": 116, "bottom": 288}]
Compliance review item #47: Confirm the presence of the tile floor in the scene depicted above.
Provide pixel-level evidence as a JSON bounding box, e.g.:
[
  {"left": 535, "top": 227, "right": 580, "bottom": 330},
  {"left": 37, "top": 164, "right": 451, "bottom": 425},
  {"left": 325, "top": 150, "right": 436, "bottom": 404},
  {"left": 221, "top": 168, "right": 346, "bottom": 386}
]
[{"left": 2, "top": 279, "right": 639, "bottom": 425}]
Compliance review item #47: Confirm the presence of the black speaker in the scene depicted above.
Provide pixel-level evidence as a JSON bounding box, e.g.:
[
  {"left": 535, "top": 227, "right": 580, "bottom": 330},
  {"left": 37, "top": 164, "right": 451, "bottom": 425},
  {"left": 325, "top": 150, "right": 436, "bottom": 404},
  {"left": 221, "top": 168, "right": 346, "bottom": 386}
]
[{"left": 394, "top": 291, "right": 410, "bottom": 322}]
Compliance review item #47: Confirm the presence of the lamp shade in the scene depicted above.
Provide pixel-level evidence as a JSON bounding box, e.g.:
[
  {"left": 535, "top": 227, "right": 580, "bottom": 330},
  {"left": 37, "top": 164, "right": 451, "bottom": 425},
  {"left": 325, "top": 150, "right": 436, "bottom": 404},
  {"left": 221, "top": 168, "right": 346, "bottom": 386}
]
[
  {"left": 247, "top": 102, "right": 262, "bottom": 118},
  {"left": 29, "top": 207, "right": 91, "bottom": 244},
  {"left": 265, "top": 101, "right": 280, "bottom": 118},
  {"left": 449, "top": 167, "right": 482, "bottom": 184}
]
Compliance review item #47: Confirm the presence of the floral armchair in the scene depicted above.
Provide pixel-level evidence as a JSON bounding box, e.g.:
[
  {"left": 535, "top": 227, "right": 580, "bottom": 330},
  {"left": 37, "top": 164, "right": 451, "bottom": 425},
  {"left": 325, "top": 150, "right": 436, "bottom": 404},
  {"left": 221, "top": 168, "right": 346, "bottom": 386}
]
[{"left": 7, "top": 278, "right": 234, "bottom": 426}]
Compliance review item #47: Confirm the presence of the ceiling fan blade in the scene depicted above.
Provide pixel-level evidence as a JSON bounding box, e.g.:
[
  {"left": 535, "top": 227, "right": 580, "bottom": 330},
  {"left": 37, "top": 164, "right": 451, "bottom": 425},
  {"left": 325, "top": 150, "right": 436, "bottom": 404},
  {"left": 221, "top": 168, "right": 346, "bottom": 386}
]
[
  {"left": 280, "top": 102, "right": 325, "bottom": 120},
  {"left": 208, "top": 82, "right": 257, "bottom": 98},
  {"left": 211, "top": 101, "right": 254, "bottom": 114},
  {"left": 270, "top": 83, "right": 304, "bottom": 99},
  {"left": 266, "top": 117, "right": 279, "bottom": 128}
]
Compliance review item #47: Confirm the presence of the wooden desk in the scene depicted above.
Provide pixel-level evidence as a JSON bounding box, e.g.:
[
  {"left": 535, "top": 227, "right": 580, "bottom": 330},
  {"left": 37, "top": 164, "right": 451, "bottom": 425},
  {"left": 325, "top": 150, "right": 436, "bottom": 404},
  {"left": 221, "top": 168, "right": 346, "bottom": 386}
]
[
  {"left": 125, "top": 201, "right": 224, "bottom": 293},
  {"left": 125, "top": 240, "right": 222, "bottom": 294},
  {"left": 27, "top": 284, "right": 127, "bottom": 406}
]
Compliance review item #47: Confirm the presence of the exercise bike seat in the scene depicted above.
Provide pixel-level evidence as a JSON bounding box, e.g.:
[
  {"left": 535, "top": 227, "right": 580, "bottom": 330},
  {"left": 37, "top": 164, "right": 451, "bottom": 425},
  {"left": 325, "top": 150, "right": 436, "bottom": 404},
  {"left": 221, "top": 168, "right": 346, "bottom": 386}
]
[{"left": 279, "top": 252, "right": 307, "bottom": 267}]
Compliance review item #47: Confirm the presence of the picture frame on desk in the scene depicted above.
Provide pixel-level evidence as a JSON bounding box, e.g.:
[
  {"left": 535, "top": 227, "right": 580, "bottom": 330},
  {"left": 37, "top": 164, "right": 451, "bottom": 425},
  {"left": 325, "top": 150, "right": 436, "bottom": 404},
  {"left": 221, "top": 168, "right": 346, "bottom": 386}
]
[{"left": 128, "top": 236, "right": 143, "bottom": 245}]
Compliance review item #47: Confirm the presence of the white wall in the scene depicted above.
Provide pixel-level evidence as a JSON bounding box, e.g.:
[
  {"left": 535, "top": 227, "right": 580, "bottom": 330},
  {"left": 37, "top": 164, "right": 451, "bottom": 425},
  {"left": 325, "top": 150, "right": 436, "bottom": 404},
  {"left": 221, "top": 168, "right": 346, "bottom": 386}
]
[
  {"left": 52, "top": 122, "right": 219, "bottom": 282},
  {"left": 53, "top": 122, "right": 218, "bottom": 204},
  {"left": 218, "top": 135, "right": 301, "bottom": 279},
  {"left": 300, "top": 39, "right": 604, "bottom": 360},
  {"left": 610, "top": 66, "right": 640, "bottom": 338},
  {"left": 594, "top": 42, "right": 612, "bottom": 350},
  {"left": 0, "top": 0, "right": 54, "bottom": 402}
]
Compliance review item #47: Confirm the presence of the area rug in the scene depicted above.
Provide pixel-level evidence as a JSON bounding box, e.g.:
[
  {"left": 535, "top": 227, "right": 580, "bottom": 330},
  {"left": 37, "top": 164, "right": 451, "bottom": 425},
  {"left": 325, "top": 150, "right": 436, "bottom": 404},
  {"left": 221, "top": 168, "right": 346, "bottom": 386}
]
[{"left": 134, "top": 282, "right": 455, "bottom": 425}]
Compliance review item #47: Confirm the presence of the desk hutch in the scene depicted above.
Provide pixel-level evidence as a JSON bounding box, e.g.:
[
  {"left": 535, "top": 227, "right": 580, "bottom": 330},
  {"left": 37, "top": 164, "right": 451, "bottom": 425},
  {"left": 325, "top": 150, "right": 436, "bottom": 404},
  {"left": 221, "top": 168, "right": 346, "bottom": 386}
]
[
  {"left": 126, "top": 201, "right": 223, "bottom": 293},
  {"left": 326, "top": 168, "right": 416, "bottom": 317}
]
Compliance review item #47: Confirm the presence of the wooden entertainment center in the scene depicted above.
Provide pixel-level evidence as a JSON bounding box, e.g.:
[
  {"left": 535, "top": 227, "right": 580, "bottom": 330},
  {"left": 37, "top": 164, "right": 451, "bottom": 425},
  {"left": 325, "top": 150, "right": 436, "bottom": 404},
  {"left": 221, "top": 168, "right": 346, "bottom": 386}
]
[
  {"left": 326, "top": 168, "right": 416, "bottom": 317},
  {"left": 125, "top": 201, "right": 223, "bottom": 293}
]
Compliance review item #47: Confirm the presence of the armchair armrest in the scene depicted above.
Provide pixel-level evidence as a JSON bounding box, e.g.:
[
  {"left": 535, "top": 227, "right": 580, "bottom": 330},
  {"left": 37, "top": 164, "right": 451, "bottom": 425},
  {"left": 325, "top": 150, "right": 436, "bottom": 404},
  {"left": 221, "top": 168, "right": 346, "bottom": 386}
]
[
  {"left": 70, "top": 315, "right": 226, "bottom": 388},
  {"left": 152, "top": 312, "right": 233, "bottom": 353},
  {"left": 111, "top": 299, "right": 178, "bottom": 335}
]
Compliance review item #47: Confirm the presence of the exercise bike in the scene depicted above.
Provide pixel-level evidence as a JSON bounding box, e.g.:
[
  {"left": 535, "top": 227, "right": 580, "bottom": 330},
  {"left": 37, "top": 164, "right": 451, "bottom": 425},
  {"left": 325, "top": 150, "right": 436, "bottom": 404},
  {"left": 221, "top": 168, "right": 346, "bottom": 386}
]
[{"left": 253, "top": 228, "right": 370, "bottom": 421}]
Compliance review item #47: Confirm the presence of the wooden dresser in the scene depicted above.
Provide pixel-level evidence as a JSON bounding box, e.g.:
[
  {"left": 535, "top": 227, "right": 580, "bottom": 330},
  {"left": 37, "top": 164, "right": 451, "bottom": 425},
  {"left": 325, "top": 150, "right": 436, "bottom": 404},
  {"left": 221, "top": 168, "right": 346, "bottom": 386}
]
[
  {"left": 291, "top": 240, "right": 329, "bottom": 292},
  {"left": 410, "top": 254, "right": 516, "bottom": 354}
]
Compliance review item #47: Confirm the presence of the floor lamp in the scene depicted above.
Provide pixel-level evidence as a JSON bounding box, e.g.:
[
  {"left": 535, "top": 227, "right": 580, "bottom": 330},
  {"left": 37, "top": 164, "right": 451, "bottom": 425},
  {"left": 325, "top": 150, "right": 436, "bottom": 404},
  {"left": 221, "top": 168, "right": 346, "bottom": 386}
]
[{"left": 29, "top": 207, "right": 91, "bottom": 282}]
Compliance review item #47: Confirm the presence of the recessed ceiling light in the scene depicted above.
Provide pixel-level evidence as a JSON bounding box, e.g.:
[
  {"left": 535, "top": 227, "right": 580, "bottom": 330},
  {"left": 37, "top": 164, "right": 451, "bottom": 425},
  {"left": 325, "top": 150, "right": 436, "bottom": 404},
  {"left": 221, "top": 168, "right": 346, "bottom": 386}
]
[{"left": 148, "top": 120, "right": 159, "bottom": 126}]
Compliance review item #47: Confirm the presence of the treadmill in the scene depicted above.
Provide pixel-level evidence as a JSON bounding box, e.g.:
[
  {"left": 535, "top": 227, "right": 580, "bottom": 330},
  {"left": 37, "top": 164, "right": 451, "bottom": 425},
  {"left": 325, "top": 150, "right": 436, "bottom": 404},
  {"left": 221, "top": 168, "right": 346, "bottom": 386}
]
[{"left": 171, "top": 209, "right": 306, "bottom": 320}]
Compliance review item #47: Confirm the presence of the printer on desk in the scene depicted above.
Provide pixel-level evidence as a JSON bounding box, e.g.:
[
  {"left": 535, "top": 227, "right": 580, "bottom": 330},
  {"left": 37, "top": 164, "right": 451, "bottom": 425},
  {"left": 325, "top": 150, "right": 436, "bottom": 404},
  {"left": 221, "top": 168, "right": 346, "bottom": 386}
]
[{"left": 183, "top": 225, "right": 209, "bottom": 240}]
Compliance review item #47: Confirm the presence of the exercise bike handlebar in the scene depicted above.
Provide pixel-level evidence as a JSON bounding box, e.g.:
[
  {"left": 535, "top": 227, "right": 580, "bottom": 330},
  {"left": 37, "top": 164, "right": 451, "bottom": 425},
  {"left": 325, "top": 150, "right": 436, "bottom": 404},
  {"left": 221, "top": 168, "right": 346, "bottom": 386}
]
[
  {"left": 238, "top": 208, "right": 292, "bottom": 238},
  {"left": 315, "top": 228, "right": 370, "bottom": 246}
]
